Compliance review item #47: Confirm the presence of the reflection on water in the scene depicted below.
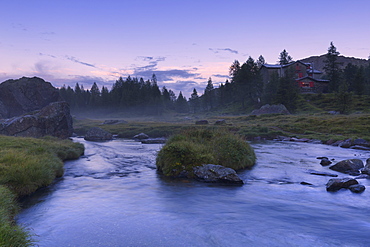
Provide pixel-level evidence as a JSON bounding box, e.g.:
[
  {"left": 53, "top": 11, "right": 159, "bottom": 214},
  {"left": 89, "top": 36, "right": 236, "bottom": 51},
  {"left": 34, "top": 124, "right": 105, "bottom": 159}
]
[{"left": 17, "top": 139, "right": 370, "bottom": 246}]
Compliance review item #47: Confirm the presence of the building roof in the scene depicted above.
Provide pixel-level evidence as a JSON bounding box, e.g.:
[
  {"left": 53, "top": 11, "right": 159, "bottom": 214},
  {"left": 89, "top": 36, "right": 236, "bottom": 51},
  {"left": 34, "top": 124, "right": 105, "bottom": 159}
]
[{"left": 295, "top": 76, "right": 329, "bottom": 83}]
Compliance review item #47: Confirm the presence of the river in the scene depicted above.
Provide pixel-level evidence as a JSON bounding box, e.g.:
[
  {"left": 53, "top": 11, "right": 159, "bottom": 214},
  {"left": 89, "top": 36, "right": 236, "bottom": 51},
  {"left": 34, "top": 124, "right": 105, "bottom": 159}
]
[{"left": 17, "top": 138, "right": 370, "bottom": 247}]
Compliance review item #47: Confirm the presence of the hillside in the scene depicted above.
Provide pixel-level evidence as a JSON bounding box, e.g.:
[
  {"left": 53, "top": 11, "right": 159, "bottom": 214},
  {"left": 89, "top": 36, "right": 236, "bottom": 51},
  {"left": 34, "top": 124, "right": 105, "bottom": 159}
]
[{"left": 300, "top": 54, "right": 369, "bottom": 75}]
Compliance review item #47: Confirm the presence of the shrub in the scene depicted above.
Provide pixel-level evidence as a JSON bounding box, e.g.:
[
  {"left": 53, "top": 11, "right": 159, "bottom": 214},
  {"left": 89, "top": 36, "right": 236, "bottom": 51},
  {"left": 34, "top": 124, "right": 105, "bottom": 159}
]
[{"left": 156, "top": 128, "right": 256, "bottom": 177}]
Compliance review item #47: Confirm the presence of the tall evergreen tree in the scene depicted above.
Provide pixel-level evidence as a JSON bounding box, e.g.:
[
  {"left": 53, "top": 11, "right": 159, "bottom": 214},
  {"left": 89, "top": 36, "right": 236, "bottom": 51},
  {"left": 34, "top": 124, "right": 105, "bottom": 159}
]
[
  {"left": 189, "top": 88, "right": 200, "bottom": 113},
  {"left": 175, "top": 91, "right": 188, "bottom": 113},
  {"left": 323, "top": 42, "right": 342, "bottom": 92},
  {"left": 203, "top": 77, "right": 215, "bottom": 110},
  {"left": 278, "top": 49, "right": 293, "bottom": 65},
  {"left": 257, "top": 55, "right": 266, "bottom": 67}
]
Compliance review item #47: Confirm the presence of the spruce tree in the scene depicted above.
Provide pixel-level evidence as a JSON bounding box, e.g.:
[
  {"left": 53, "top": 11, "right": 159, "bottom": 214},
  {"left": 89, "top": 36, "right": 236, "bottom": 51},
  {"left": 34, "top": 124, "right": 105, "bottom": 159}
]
[
  {"left": 278, "top": 49, "right": 293, "bottom": 65},
  {"left": 323, "top": 42, "right": 342, "bottom": 92}
]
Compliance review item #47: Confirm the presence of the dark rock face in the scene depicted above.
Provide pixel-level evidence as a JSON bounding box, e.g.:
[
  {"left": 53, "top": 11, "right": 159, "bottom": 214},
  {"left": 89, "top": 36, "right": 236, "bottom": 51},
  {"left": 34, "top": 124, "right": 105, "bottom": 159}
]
[
  {"left": 193, "top": 164, "right": 244, "bottom": 184},
  {"left": 0, "top": 102, "right": 73, "bottom": 139},
  {"left": 326, "top": 178, "right": 359, "bottom": 192},
  {"left": 250, "top": 104, "right": 290, "bottom": 115},
  {"left": 0, "top": 77, "right": 61, "bottom": 118},
  {"left": 84, "top": 127, "right": 113, "bottom": 141},
  {"left": 329, "top": 159, "right": 364, "bottom": 175}
]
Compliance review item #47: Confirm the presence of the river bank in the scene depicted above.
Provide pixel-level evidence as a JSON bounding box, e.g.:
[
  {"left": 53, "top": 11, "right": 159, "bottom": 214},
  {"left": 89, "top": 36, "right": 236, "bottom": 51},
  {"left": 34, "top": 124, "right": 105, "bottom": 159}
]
[{"left": 0, "top": 136, "right": 84, "bottom": 246}]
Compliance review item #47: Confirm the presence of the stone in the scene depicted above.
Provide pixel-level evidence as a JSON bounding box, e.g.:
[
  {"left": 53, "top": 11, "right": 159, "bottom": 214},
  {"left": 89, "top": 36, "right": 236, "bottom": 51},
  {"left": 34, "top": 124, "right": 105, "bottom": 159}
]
[
  {"left": 326, "top": 178, "right": 358, "bottom": 192},
  {"left": 214, "top": 119, "right": 226, "bottom": 125},
  {"left": 361, "top": 158, "right": 370, "bottom": 175},
  {"left": 133, "top": 133, "right": 149, "bottom": 139},
  {"left": 0, "top": 101, "right": 73, "bottom": 139},
  {"left": 349, "top": 184, "right": 366, "bottom": 193},
  {"left": 195, "top": 120, "right": 209, "bottom": 125},
  {"left": 250, "top": 104, "right": 290, "bottom": 115},
  {"left": 0, "top": 77, "right": 61, "bottom": 118},
  {"left": 307, "top": 169, "right": 338, "bottom": 177},
  {"left": 351, "top": 145, "right": 370, "bottom": 151},
  {"left": 193, "top": 164, "right": 244, "bottom": 184},
  {"left": 84, "top": 127, "right": 113, "bottom": 141},
  {"left": 339, "top": 139, "right": 352, "bottom": 148},
  {"left": 329, "top": 159, "right": 364, "bottom": 175},
  {"left": 141, "top": 138, "right": 167, "bottom": 144},
  {"left": 353, "top": 139, "right": 370, "bottom": 147},
  {"left": 320, "top": 158, "right": 332, "bottom": 166}
]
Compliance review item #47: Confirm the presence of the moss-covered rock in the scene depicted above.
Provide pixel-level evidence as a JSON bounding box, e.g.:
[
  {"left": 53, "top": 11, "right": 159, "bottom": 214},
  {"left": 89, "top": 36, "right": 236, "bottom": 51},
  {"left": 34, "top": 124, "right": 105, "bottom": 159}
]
[{"left": 156, "top": 128, "right": 256, "bottom": 178}]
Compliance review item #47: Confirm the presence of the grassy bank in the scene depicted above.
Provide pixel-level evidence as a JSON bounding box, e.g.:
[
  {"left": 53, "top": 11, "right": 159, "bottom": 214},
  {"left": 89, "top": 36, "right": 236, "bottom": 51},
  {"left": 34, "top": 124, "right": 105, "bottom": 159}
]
[
  {"left": 156, "top": 128, "right": 256, "bottom": 177},
  {"left": 0, "top": 135, "right": 84, "bottom": 247},
  {"left": 73, "top": 111, "right": 370, "bottom": 143}
]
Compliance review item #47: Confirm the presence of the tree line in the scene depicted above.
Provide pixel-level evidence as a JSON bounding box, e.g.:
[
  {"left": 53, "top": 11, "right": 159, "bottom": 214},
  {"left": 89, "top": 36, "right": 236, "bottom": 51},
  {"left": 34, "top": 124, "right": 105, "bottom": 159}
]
[{"left": 59, "top": 42, "right": 370, "bottom": 115}]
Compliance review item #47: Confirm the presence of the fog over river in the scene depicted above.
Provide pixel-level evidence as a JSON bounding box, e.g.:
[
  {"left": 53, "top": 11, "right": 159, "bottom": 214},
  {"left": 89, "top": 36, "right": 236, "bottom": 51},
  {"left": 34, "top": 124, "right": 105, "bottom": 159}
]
[{"left": 17, "top": 138, "right": 370, "bottom": 246}]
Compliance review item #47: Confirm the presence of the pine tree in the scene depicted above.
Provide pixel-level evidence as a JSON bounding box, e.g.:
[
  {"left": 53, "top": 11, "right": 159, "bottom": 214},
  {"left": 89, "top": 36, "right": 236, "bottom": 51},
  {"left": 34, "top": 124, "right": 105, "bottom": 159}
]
[
  {"left": 203, "top": 77, "right": 214, "bottom": 110},
  {"left": 323, "top": 42, "right": 342, "bottom": 92},
  {"left": 175, "top": 91, "right": 188, "bottom": 113},
  {"left": 278, "top": 49, "right": 293, "bottom": 65},
  {"left": 189, "top": 88, "right": 200, "bottom": 113}
]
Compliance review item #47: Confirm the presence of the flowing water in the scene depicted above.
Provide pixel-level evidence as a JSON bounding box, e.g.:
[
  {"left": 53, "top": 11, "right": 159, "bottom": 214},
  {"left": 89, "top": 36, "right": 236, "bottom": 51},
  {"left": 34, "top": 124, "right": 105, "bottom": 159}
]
[{"left": 17, "top": 138, "right": 370, "bottom": 247}]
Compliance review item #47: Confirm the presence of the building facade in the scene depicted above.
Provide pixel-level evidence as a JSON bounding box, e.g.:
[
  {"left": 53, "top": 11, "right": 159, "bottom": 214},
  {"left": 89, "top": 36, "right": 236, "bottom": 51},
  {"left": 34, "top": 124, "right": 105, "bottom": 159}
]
[{"left": 260, "top": 61, "right": 329, "bottom": 93}]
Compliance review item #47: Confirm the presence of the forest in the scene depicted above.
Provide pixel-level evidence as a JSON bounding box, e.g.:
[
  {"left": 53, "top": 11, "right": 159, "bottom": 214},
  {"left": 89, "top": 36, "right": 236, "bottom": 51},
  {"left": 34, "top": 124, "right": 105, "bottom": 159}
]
[{"left": 59, "top": 43, "right": 370, "bottom": 116}]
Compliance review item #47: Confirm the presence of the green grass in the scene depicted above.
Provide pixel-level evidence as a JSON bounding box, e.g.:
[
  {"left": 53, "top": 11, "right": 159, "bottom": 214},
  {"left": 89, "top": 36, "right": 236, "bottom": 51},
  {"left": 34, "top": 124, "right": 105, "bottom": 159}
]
[
  {"left": 156, "top": 128, "right": 256, "bottom": 177},
  {"left": 0, "top": 135, "right": 84, "bottom": 246}
]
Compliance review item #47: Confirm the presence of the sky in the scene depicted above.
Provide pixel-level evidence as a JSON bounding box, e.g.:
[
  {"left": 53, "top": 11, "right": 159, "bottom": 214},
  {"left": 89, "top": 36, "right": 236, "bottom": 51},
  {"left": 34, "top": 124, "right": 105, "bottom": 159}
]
[{"left": 1, "top": 0, "right": 370, "bottom": 98}]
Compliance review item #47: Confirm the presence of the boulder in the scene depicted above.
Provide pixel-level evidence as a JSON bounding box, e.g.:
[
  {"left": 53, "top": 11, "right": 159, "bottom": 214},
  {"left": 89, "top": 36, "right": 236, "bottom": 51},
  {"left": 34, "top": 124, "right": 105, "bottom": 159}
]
[
  {"left": 133, "top": 133, "right": 149, "bottom": 139},
  {"left": 317, "top": 157, "right": 332, "bottom": 166},
  {"left": 353, "top": 139, "right": 370, "bottom": 147},
  {"left": 326, "top": 178, "right": 358, "bottom": 192},
  {"left": 348, "top": 184, "right": 366, "bottom": 193},
  {"left": 329, "top": 159, "right": 364, "bottom": 175},
  {"left": 195, "top": 120, "right": 209, "bottom": 125},
  {"left": 307, "top": 169, "right": 338, "bottom": 177},
  {"left": 214, "top": 119, "right": 226, "bottom": 125},
  {"left": 0, "top": 101, "right": 73, "bottom": 139},
  {"left": 193, "top": 164, "right": 244, "bottom": 184},
  {"left": 0, "top": 77, "right": 61, "bottom": 118},
  {"left": 339, "top": 139, "right": 352, "bottom": 148},
  {"left": 84, "top": 127, "right": 113, "bottom": 141},
  {"left": 250, "top": 104, "right": 290, "bottom": 115},
  {"left": 361, "top": 158, "right": 370, "bottom": 175}
]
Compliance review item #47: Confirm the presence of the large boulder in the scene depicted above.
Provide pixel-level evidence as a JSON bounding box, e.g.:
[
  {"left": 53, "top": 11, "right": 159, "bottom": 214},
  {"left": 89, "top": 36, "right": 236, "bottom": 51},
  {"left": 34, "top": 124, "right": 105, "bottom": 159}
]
[
  {"left": 361, "top": 158, "right": 370, "bottom": 175},
  {"left": 326, "top": 178, "right": 359, "bottom": 192},
  {"left": 0, "top": 102, "right": 73, "bottom": 139},
  {"left": 251, "top": 104, "right": 290, "bottom": 115},
  {"left": 0, "top": 77, "right": 61, "bottom": 118},
  {"left": 329, "top": 159, "right": 364, "bottom": 175},
  {"left": 193, "top": 164, "right": 244, "bottom": 184},
  {"left": 84, "top": 127, "right": 113, "bottom": 141}
]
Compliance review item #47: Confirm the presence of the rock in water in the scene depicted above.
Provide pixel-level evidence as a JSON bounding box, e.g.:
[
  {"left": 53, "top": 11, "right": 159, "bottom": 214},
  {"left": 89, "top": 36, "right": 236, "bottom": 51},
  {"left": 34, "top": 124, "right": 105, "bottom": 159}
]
[
  {"left": 133, "top": 133, "right": 149, "bottom": 139},
  {"left": 193, "top": 164, "right": 244, "bottom": 184},
  {"left": 326, "top": 178, "right": 359, "bottom": 192},
  {"left": 0, "top": 101, "right": 73, "bottom": 139},
  {"left": 329, "top": 159, "right": 364, "bottom": 175},
  {"left": 84, "top": 127, "right": 113, "bottom": 141},
  {"left": 348, "top": 184, "right": 366, "bottom": 193},
  {"left": 0, "top": 77, "right": 61, "bottom": 118},
  {"left": 361, "top": 158, "right": 370, "bottom": 175}
]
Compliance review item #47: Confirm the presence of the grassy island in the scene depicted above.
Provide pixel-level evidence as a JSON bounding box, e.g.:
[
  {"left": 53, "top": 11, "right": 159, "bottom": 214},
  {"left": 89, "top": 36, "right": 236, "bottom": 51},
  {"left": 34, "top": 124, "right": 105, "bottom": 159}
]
[
  {"left": 156, "top": 128, "right": 256, "bottom": 177},
  {"left": 0, "top": 135, "right": 84, "bottom": 246}
]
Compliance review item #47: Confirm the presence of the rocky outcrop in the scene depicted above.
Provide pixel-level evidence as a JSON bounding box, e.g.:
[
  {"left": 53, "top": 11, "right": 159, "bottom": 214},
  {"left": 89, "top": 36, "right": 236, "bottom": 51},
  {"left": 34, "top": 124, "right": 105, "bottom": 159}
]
[
  {"left": 329, "top": 159, "right": 364, "bottom": 175},
  {"left": 193, "top": 164, "right": 244, "bottom": 184},
  {"left": 0, "top": 102, "right": 73, "bottom": 139},
  {"left": 251, "top": 104, "right": 290, "bottom": 115},
  {"left": 133, "top": 133, "right": 149, "bottom": 140},
  {"left": 326, "top": 178, "right": 359, "bottom": 192},
  {"left": 0, "top": 77, "right": 61, "bottom": 118},
  {"left": 84, "top": 127, "right": 113, "bottom": 141}
]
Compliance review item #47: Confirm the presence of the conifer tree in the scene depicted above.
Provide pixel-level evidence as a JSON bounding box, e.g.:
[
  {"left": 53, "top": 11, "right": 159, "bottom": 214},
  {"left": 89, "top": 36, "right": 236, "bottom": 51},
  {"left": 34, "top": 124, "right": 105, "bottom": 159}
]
[
  {"left": 278, "top": 49, "right": 293, "bottom": 65},
  {"left": 323, "top": 42, "right": 342, "bottom": 92}
]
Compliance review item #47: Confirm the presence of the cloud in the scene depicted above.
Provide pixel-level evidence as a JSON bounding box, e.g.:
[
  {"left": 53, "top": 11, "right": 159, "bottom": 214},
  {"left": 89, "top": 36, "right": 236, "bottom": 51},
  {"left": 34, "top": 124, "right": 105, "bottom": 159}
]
[
  {"left": 11, "top": 23, "right": 27, "bottom": 31},
  {"left": 66, "top": 56, "right": 96, "bottom": 68},
  {"left": 212, "top": 74, "right": 229, "bottom": 79},
  {"left": 209, "top": 48, "right": 239, "bottom": 54},
  {"left": 39, "top": 53, "right": 57, "bottom": 59},
  {"left": 134, "top": 56, "right": 166, "bottom": 72}
]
